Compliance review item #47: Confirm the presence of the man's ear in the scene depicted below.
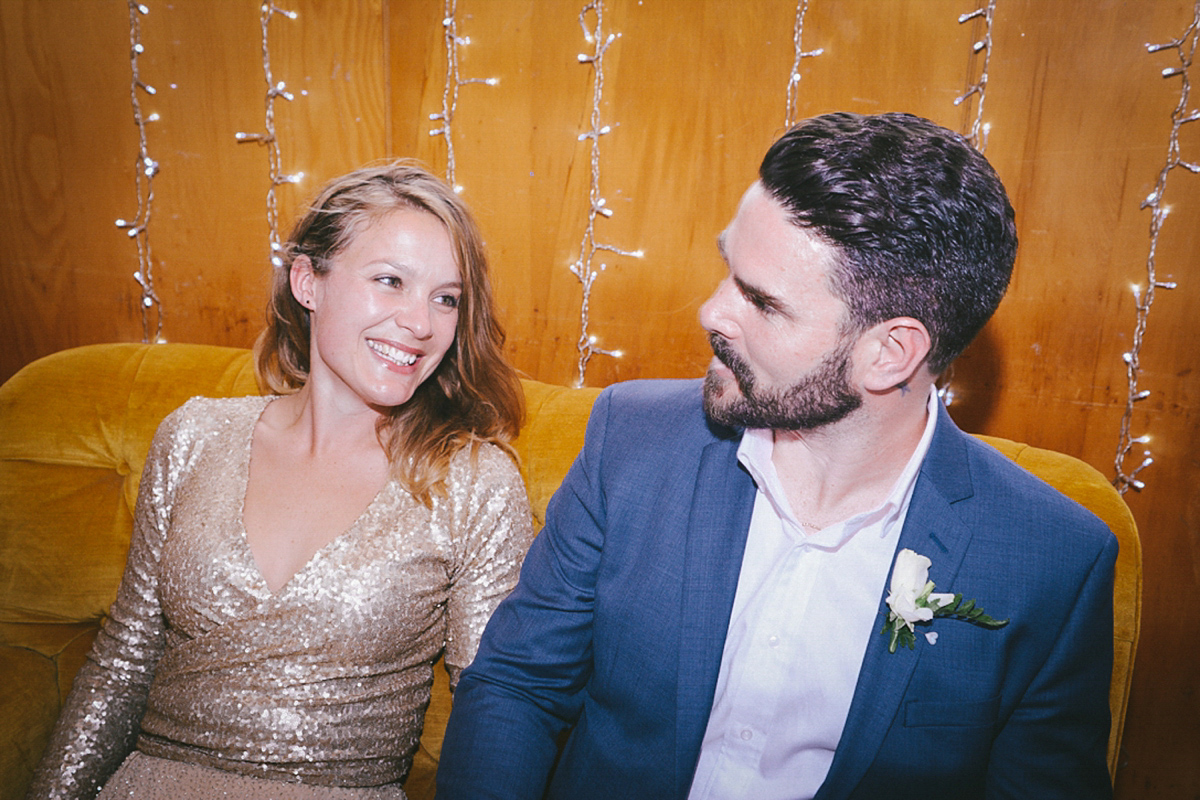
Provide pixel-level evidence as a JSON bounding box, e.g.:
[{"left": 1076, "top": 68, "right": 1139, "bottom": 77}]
[
  {"left": 860, "top": 317, "right": 932, "bottom": 392},
  {"left": 290, "top": 255, "right": 317, "bottom": 311}
]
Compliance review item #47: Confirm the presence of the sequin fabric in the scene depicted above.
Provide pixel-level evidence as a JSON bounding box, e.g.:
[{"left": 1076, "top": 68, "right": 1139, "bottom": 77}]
[
  {"left": 95, "top": 752, "right": 407, "bottom": 799},
  {"left": 27, "top": 396, "right": 534, "bottom": 799}
]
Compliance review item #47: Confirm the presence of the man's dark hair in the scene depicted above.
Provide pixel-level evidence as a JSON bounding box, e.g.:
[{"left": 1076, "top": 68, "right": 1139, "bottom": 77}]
[{"left": 759, "top": 111, "right": 1018, "bottom": 374}]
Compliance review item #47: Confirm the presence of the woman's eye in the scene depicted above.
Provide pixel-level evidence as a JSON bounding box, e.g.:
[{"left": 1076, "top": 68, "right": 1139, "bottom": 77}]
[
  {"left": 436, "top": 294, "right": 461, "bottom": 310},
  {"left": 376, "top": 275, "right": 402, "bottom": 288}
]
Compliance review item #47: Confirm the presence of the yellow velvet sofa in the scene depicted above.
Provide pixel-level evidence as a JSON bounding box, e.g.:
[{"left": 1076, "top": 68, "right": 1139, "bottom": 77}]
[{"left": 0, "top": 343, "right": 1140, "bottom": 799}]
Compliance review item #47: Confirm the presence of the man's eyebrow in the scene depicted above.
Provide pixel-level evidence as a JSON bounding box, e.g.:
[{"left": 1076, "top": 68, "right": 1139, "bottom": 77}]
[
  {"left": 733, "top": 275, "right": 788, "bottom": 316},
  {"left": 717, "top": 230, "right": 792, "bottom": 317}
]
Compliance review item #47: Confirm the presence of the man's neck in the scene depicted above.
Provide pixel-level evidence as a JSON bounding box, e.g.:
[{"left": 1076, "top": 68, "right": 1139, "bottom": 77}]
[{"left": 769, "top": 386, "right": 933, "bottom": 530}]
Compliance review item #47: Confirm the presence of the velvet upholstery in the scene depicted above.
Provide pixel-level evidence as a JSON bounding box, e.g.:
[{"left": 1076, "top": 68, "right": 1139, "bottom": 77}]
[{"left": 0, "top": 344, "right": 1138, "bottom": 799}]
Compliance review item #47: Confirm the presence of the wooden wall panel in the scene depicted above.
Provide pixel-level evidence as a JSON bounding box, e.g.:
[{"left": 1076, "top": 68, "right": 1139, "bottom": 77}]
[
  {"left": 139, "top": 1, "right": 276, "bottom": 343},
  {"left": 1, "top": 1, "right": 136, "bottom": 357},
  {"left": 1, "top": 0, "right": 1197, "bottom": 794},
  {"left": 0, "top": 0, "right": 387, "bottom": 369},
  {"left": 140, "top": 0, "right": 389, "bottom": 346}
]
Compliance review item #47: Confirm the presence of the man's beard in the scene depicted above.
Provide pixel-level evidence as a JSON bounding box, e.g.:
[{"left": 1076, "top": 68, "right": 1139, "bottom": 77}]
[{"left": 703, "top": 332, "right": 863, "bottom": 431}]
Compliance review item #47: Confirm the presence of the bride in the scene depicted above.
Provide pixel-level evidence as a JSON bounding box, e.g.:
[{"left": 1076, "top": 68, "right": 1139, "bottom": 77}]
[{"left": 28, "top": 161, "right": 533, "bottom": 799}]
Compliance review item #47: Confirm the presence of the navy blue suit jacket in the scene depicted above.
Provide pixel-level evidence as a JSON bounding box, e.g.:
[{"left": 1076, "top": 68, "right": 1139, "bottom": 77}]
[{"left": 438, "top": 380, "right": 1116, "bottom": 799}]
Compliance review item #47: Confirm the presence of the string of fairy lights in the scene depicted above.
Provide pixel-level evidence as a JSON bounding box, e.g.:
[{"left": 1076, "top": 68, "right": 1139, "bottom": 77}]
[
  {"left": 115, "top": 1, "right": 164, "bottom": 343},
  {"left": 784, "top": 0, "right": 824, "bottom": 128},
  {"left": 1113, "top": 2, "right": 1197, "bottom": 494},
  {"left": 430, "top": 0, "right": 498, "bottom": 192},
  {"left": 105, "top": 4, "right": 1186, "bottom": 461},
  {"left": 936, "top": 0, "right": 998, "bottom": 409},
  {"left": 570, "top": 0, "right": 643, "bottom": 387},
  {"left": 954, "top": 1, "right": 996, "bottom": 152},
  {"left": 235, "top": 2, "right": 303, "bottom": 270}
]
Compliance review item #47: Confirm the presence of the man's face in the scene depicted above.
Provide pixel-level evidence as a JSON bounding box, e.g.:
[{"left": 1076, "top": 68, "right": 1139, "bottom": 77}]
[{"left": 699, "top": 182, "right": 863, "bottom": 431}]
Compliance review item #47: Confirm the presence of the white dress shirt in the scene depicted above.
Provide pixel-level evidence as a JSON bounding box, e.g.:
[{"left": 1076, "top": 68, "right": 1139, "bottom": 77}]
[{"left": 687, "top": 390, "right": 939, "bottom": 800}]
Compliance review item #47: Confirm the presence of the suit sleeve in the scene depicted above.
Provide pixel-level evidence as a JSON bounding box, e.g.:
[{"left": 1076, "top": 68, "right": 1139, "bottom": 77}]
[
  {"left": 436, "top": 389, "right": 616, "bottom": 800},
  {"left": 985, "top": 525, "right": 1117, "bottom": 799}
]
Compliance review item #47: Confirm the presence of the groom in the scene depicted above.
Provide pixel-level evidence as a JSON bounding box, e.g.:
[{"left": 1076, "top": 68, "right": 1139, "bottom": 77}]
[{"left": 437, "top": 112, "right": 1116, "bottom": 799}]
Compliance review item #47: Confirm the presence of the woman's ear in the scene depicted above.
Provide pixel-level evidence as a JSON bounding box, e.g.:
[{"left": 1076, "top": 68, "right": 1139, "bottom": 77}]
[
  {"left": 290, "top": 255, "right": 317, "bottom": 311},
  {"left": 860, "top": 317, "right": 932, "bottom": 392}
]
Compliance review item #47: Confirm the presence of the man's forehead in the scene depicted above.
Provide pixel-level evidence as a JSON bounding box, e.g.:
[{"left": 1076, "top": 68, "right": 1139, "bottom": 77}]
[
  {"left": 718, "top": 194, "right": 833, "bottom": 272},
  {"left": 716, "top": 196, "right": 845, "bottom": 314},
  {"left": 716, "top": 230, "right": 730, "bottom": 263}
]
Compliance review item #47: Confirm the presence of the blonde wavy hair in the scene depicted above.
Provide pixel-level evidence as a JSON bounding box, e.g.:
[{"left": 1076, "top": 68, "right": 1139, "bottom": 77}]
[{"left": 254, "top": 160, "right": 524, "bottom": 506}]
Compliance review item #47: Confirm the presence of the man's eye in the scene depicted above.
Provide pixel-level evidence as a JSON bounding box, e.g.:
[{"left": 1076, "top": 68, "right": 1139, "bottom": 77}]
[
  {"left": 747, "top": 293, "right": 776, "bottom": 314},
  {"left": 377, "top": 275, "right": 401, "bottom": 288}
]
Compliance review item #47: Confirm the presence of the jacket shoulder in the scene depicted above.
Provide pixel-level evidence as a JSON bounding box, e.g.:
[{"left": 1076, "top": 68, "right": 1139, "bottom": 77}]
[
  {"left": 594, "top": 378, "right": 734, "bottom": 445},
  {"left": 956, "top": 430, "right": 1116, "bottom": 555}
]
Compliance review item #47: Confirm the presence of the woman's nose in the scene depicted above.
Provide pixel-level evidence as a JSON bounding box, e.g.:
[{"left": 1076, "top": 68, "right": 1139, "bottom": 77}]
[{"left": 396, "top": 298, "right": 433, "bottom": 340}]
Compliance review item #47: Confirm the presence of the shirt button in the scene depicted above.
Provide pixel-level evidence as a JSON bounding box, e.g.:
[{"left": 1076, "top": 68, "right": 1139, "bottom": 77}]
[
  {"left": 767, "top": 635, "right": 780, "bottom": 648},
  {"left": 740, "top": 729, "right": 753, "bottom": 741}
]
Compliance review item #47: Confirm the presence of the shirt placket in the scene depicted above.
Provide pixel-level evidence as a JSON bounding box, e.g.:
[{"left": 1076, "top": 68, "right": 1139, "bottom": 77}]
[{"left": 709, "top": 525, "right": 817, "bottom": 795}]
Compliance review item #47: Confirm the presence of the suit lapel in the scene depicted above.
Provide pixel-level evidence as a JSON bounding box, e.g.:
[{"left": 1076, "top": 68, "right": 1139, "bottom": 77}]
[
  {"left": 674, "top": 435, "right": 756, "bottom": 796},
  {"left": 815, "top": 406, "right": 977, "bottom": 800}
]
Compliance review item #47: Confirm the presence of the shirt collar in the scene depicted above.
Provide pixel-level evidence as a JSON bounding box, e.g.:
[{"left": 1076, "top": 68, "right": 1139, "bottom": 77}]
[{"left": 736, "top": 387, "right": 940, "bottom": 546}]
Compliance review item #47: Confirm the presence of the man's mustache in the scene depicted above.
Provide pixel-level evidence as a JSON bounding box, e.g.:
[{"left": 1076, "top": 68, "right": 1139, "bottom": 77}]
[
  {"left": 708, "top": 333, "right": 739, "bottom": 370},
  {"left": 708, "top": 333, "right": 752, "bottom": 391}
]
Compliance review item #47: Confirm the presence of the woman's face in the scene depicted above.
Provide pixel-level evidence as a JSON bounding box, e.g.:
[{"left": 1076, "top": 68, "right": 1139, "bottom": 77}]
[{"left": 292, "top": 207, "right": 462, "bottom": 412}]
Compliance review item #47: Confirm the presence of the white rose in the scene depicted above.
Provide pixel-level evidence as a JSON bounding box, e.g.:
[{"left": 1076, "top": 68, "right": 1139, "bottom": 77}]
[{"left": 886, "top": 549, "right": 953, "bottom": 630}]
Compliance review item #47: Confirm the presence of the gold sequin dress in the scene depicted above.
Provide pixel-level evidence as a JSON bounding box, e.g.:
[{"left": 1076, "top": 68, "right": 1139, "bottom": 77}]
[{"left": 27, "top": 396, "right": 534, "bottom": 800}]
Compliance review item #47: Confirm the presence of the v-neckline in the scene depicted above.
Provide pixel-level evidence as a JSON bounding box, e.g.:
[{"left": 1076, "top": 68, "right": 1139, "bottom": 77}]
[{"left": 237, "top": 396, "right": 389, "bottom": 597}]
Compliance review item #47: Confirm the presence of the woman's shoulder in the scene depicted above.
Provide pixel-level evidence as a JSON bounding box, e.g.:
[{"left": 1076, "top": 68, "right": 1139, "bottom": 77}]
[
  {"left": 445, "top": 439, "right": 523, "bottom": 486},
  {"left": 168, "top": 394, "right": 270, "bottom": 421},
  {"left": 437, "top": 440, "right": 533, "bottom": 555},
  {"left": 432, "top": 442, "right": 530, "bottom": 527},
  {"left": 153, "top": 395, "right": 271, "bottom": 448}
]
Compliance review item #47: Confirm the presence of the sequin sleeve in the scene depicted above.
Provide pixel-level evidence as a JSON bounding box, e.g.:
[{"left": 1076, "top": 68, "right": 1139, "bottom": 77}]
[
  {"left": 26, "top": 406, "right": 189, "bottom": 800},
  {"left": 441, "top": 444, "right": 535, "bottom": 688}
]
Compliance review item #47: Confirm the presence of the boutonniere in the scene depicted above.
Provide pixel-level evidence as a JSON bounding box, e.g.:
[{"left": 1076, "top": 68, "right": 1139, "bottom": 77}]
[{"left": 882, "top": 548, "right": 1008, "bottom": 653}]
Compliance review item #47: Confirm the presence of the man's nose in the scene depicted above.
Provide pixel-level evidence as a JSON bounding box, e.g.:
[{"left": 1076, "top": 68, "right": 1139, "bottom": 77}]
[{"left": 699, "top": 278, "right": 735, "bottom": 338}]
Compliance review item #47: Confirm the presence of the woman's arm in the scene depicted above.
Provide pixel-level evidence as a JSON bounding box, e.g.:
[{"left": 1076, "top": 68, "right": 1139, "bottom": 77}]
[
  {"left": 441, "top": 443, "right": 535, "bottom": 687},
  {"left": 25, "top": 410, "right": 184, "bottom": 800}
]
